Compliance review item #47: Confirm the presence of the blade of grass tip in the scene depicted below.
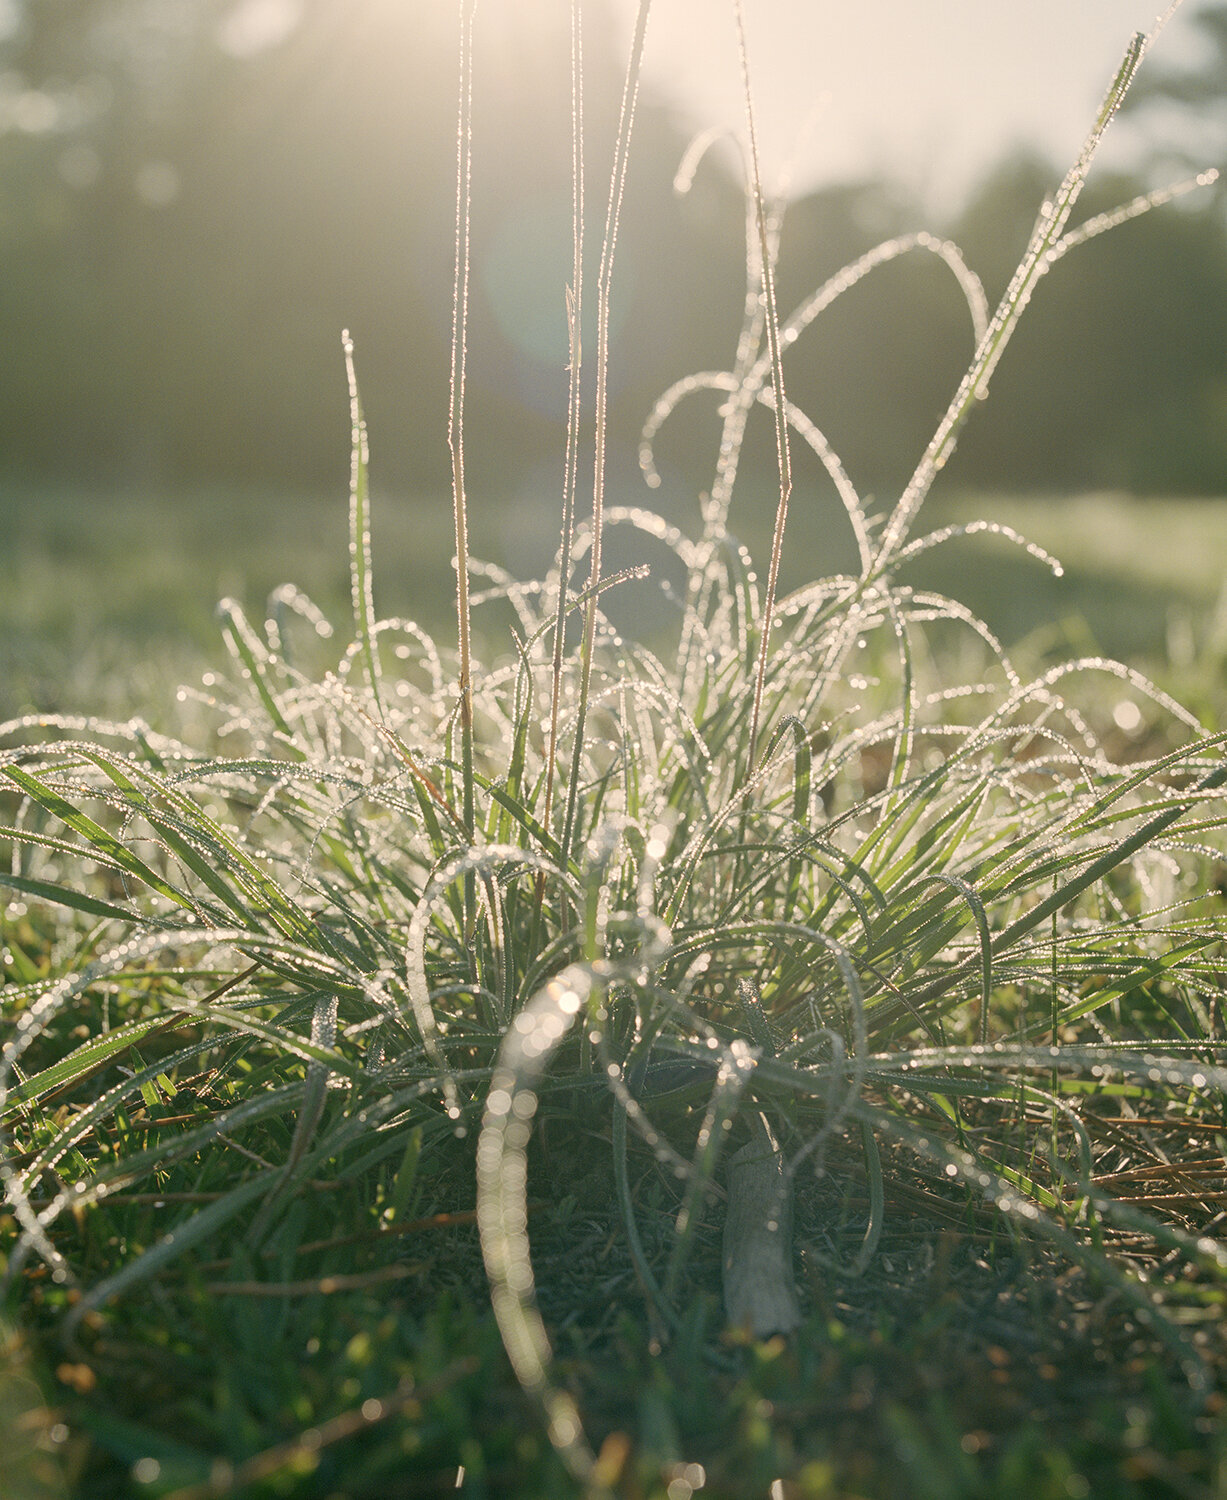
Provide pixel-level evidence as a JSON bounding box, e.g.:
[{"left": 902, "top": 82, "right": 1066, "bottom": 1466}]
[
  {"left": 344, "top": 333, "right": 383, "bottom": 721},
  {"left": 74, "top": 749, "right": 260, "bottom": 931},
  {"left": 11, "top": 1039, "right": 218, "bottom": 1202},
  {"left": 1059, "top": 936, "right": 1216, "bottom": 1028},
  {"left": 449, "top": 0, "right": 476, "bottom": 857},
  {"left": 0, "top": 870, "right": 143, "bottom": 925},
  {"left": 561, "top": 0, "right": 651, "bottom": 870},
  {"left": 2, "top": 1015, "right": 200, "bottom": 1121},
  {"left": 1145, "top": 1, "right": 1184, "bottom": 51},
  {"left": 734, "top": 0, "right": 792, "bottom": 777},
  {"left": 82, "top": 749, "right": 325, "bottom": 948},
  {"left": 915, "top": 872, "right": 992, "bottom": 1046},
  {"left": 1046, "top": 169, "right": 1219, "bottom": 268},
  {"left": 215, "top": 598, "right": 295, "bottom": 742},
  {"left": 874, "top": 30, "right": 1146, "bottom": 570},
  {"left": 3, "top": 1069, "right": 310, "bottom": 1290},
  {"left": 9, "top": 969, "right": 255, "bottom": 1165}
]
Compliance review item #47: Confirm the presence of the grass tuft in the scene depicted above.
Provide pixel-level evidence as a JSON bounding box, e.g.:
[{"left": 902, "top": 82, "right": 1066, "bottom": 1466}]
[{"left": 3, "top": 8, "right": 1226, "bottom": 1498}]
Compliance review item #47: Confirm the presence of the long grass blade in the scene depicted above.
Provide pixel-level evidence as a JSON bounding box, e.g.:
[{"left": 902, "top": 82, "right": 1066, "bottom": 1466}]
[
  {"left": 733, "top": 0, "right": 793, "bottom": 775},
  {"left": 561, "top": 0, "right": 652, "bottom": 869},
  {"left": 449, "top": 0, "right": 477, "bottom": 851},
  {"left": 344, "top": 333, "right": 383, "bottom": 720}
]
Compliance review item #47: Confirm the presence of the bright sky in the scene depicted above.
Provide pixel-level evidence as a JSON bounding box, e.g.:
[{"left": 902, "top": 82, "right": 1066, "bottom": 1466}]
[{"left": 611, "top": 0, "right": 1215, "bottom": 208}]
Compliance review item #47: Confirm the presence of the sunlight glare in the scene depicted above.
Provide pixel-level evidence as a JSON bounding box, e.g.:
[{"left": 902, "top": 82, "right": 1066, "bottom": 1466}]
[{"left": 217, "top": 0, "right": 304, "bottom": 60}]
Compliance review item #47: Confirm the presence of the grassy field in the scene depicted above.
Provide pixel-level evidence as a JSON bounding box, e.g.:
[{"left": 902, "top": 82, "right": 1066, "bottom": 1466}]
[
  {"left": 5, "top": 14, "right": 1227, "bottom": 1500},
  {"left": 0, "top": 483, "right": 454, "bottom": 725},
  {"left": 3, "top": 474, "right": 1226, "bottom": 1500},
  {"left": 911, "top": 491, "right": 1227, "bottom": 682},
  {"left": 5, "top": 481, "right": 1226, "bottom": 723}
]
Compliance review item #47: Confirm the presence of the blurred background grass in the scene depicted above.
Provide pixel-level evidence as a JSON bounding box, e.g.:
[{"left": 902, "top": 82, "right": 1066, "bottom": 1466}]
[{"left": 5, "top": 479, "right": 1226, "bottom": 727}]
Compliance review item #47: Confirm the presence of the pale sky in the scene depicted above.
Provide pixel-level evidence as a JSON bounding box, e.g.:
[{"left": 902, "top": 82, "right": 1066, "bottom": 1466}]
[{"left": 611, "top": 0, "right": 1217, "bottom": 208}]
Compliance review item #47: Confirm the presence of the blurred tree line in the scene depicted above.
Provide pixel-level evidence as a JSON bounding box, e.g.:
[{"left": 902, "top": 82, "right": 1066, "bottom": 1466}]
[{"left": 1, "top": 0, "right": 1225, "bottom": 508}]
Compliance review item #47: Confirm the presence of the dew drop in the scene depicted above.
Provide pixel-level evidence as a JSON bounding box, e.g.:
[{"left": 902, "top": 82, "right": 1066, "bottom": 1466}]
[{"left": 1112, "top": 700, "right": 1142, "bottom": 733}]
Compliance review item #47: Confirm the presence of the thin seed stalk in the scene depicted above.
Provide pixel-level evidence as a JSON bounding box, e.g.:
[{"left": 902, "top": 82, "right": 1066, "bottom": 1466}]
[
  {"left": 449, "top": 0, "right": 477, "bottom": 857},
  {"left": 540, "top": 0, "right": 585, "bottom": 863},
  {"left": 734, "top": 0, "right": 792, "bottom": 776},
  {"left": 561, "top": 0, "right": 652, "bottom": 866}
]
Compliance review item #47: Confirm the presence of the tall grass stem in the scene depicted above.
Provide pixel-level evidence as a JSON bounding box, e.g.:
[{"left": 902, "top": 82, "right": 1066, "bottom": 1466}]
[
  {"left": 733, "top": 0, "right": 793, "bottom": 775},
  {"left": 561, "top": 0, "right": 652, "bottom": 865},
  {"left": 449, "top": 0, "right": 478, "bottom": 849},
  {"left": 875, "top": 33, "right": 1145, "bottom": 570},
  {"left": 541, "top": 0, "right": 586, "bottom": 864}
]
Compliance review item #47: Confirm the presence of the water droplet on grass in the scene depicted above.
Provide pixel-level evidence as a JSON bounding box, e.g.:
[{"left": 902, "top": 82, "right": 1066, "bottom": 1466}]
[{"left": 1112, "top": 700, "right": 1142, "bottom": 732}]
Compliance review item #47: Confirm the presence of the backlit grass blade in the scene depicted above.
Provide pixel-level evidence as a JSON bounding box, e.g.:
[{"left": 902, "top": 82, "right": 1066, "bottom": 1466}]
[
  {"left": 80, "top": 749, "right": 324, "bottom": 943},
  {"left": 876, "top": 32, "right": 1147, "bottom": 566},
  {"left": 0, "top": 870, "right": 141, "bottom": 924},
  {"left": 449, "top": 0, "right": 477, "bottom": 856},
  {"left": 2, "top": 1016, "right": 196, "bottom": 1119},
  {"left": 1058, "top": 936, "right": 1218, "bottom": 1026},
  {"left": 1, "top": 762, "right": 196, "bottom": 911},
  {"left": 216, "top": 597, "right": 296, "bottom": 743},
  {"left": 344, "top": 334, "right": 384, "bottom": 721},
  {"left": 562, "top": 0, "right": 652, "bottom": 871},
  {"left": 476, "top": 965, "right": 602, "bottom": 1489},
  {"left": 473, "top": 773, "right": 570, "bottom": 870}
]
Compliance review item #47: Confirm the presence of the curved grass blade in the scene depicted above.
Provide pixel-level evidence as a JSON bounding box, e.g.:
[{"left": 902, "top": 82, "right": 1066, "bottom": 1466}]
[
  {"left": 475, "top": 965, "right": 606, "bottom": 1491},
  {"left": 1, "top": 763, "right": 195, "bottom": 912}
]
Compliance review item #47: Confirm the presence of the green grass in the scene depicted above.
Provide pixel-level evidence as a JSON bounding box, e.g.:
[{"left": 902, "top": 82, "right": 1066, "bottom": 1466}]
[
  {"left": 0, "top": 483, "right": 460, "bottom": 725},
  {"left": 5, "top": 481, "right": 1224, "bottom": 714},
  {"left": 3, "top": 10, "right": 1227, "bottom": 1500},
  {"left": 6, "top": 481, "right": 1224, "bottom": 759},
  {"left": 911, "top": 490, "right": 1227, "bottom": 686}
]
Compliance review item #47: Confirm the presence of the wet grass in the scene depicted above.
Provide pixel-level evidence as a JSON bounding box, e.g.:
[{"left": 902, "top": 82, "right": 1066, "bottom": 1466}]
[
  {"left": 4, "top": 10, "right": 1227, "bottom": 1500},
  {"left": 5, "top": 481, "right": 1224, "bottom": 724}
]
